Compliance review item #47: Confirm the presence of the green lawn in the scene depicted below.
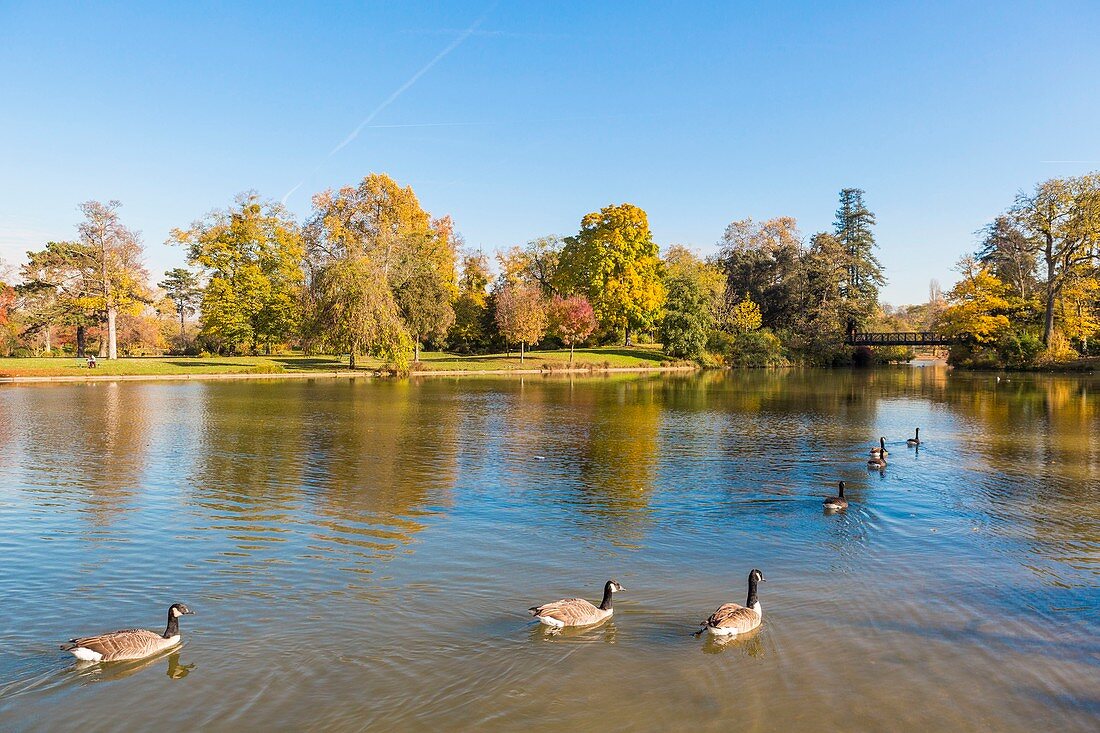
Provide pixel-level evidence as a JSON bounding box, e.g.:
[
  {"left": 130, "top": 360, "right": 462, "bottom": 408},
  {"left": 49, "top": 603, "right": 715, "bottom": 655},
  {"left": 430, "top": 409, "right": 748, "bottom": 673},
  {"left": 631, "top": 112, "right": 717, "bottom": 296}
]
[{"left": 0, "top": 346, "right": 686, "bottom": 378}]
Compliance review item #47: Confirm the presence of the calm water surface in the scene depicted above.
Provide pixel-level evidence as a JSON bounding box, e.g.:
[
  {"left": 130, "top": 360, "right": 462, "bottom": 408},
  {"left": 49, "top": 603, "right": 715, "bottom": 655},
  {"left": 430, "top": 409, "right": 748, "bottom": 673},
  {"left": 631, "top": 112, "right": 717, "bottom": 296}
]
[{"left": 0, "top": 369, "right": 1097, "bottom": 732}]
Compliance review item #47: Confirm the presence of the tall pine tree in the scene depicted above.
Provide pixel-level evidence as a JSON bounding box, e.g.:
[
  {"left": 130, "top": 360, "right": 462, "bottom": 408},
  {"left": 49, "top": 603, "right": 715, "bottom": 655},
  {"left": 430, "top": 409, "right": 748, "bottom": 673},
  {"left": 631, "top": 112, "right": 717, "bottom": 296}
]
[{"left": 833, "top": 188, "right": 884, "bottom": 335}]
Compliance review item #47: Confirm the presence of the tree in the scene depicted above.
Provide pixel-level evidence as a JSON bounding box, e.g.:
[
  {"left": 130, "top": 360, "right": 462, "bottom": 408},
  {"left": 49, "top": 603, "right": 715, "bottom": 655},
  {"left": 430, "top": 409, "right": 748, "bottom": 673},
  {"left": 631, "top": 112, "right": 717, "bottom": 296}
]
[
  {"left": 549, "top": 295, "right": 596, "bottom": 363},
  {"left": 977, "top": 216, "right": 1040, "bottom": 303},
  {"left": 304, "top": 173, "right": 456, "bottom": 364},
  {"left": 76, "top": 201, "right": 149, "bottom": 359},
  {"left": 158, "top": 268, "right": 202, "bottom": 337},
  {"left": 449, "top": 251, "right": 493, "bottom": 352},
  {"left": 494, "top": 283, "right": 548, "bottom": 361},
  {"left": 172, "top": 193, "right": 304, "bottom": 354},
  {"left": 728, "top": 296, "right": 763, "bottom": 334},
  {"left": 659, "top": 246, "right": 725, "bottom": 360},
  {"left": 834, "top": 188, "right": 885, "bottom": 334},
  {"left": 939, "top": 257, "right": 1012, "bottom": 344},
  {"left": 309, "top": 256, "right": 411, "bottom": 369},
  {"left": 557, "top": 203, "right": 665, "bottom": 345},
  {"left": 1009, "top": 173, "right": 1100, "bottom": 345},
  {"left": 715, "top": 218, "right": 804, "bottom": 331},
  {"left": 497, "top": 236, "right": 562, "bottom": 294}
]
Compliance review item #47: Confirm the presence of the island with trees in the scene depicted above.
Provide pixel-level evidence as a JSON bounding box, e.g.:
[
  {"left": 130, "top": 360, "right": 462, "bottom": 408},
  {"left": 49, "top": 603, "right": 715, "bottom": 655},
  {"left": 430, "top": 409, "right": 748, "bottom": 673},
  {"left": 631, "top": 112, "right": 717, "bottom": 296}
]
[{"left": 1, "top": 172, "right": 1097, "bottom": 377}]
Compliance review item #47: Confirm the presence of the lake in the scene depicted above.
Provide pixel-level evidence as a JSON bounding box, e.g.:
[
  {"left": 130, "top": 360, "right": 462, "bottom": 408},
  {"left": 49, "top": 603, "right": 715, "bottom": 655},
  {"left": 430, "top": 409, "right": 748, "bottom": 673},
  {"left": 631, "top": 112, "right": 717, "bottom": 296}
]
[{"left": 0, "top": 369, "right": 1097, "bottom": 732}]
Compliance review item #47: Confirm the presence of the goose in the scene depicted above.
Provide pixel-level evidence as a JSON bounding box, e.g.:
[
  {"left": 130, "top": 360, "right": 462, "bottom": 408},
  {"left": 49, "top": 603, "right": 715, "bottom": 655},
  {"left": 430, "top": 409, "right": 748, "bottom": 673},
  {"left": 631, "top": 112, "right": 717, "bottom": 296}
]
[
  {"left": 529, "top": 580, "right": 623, "bottom": 628},
  {"left": 60, "top": 603, "right": 195, "bottom": 662},
  {"left": 867, "top": 451, "right": 887, "bottom": 469},
  {"left": 907, "top": 428, "right": 921, "bottom": 446},
  {"left": 823, "top": 481, "right": 849, "bottom": 510},
  {"left": 695, "top": 569, "right": 766, "bottom": 637},
  {"left": 869, "top": 437, "right": 889, "bottom": 457}
]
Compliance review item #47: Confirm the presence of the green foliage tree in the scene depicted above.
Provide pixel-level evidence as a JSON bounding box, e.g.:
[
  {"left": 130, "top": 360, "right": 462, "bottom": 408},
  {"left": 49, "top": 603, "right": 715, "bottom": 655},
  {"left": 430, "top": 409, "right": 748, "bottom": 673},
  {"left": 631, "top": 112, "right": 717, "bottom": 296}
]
[
  {"left": 158, "top": 267, "right": 202, "bottom": 337},
  {"left": 172, "top": 193, "right": 304, "bottom": 354},
  {"left": 715, "top": 217, "right": 804, "bottom": 331},
  {"left": 659, "top": 246, "right": 725, "bottom": 360},
  {"left": 557, "top": 204, "right": 665, "bottom": 345},
  {"left": 834, "top": 188, "right": 885, "bottom": 334}
]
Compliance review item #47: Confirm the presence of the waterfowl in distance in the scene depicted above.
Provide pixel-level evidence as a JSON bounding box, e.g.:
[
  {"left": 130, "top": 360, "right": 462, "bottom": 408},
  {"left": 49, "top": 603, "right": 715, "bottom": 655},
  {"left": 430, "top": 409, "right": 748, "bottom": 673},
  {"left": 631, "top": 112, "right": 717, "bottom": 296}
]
[
  {"left": 907, "top": 428, "right": 921, "bottom": 446},
  {"left": 823, "top": 481, "right": 849, "bottom": 510}
]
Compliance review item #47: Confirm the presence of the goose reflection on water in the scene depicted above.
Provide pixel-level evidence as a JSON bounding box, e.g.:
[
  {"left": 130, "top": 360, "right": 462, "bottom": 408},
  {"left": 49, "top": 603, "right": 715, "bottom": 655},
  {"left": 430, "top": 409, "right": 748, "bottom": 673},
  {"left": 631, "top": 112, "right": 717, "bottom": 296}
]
[
  {"left": 72, "top": 651, "right": 194, "bottom": 684},
  {"left": 529, "top": 618, "right": 619, "bottom": 644}
]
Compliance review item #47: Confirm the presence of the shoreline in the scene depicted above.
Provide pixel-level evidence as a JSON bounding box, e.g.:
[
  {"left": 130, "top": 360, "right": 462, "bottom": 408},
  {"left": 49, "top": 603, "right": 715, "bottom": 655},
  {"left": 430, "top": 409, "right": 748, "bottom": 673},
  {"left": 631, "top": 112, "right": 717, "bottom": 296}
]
[{"left": 0, "top": 364, "right": 699, "bottom": 385}]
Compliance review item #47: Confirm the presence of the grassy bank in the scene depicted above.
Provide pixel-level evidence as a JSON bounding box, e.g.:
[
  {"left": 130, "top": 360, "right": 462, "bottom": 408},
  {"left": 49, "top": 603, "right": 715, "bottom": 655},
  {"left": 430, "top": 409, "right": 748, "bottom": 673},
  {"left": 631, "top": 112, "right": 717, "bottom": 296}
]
[{"left": 0, "top": 346, "right": 685, "bottom": 379}]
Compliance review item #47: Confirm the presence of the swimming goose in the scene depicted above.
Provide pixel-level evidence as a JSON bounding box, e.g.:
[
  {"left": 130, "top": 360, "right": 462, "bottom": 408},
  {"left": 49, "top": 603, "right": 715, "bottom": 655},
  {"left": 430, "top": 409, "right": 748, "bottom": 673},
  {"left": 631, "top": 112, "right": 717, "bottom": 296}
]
[
  {"left": 529, "top": 580, "right": 623, "bottom": 628},
  {"left": 869, "top": 437, "right": 889, "bottom": 457},
  {"left": 60, "top": 603, "right": 195, "bottom": 662},
  {"left": 867, "top": 450, "right": 887, "bottom": 469},
  {"left": 823, "top": 481, "right": 849, "bottom": 510},
  {"left": 907, "top": 428, "right": 921, "bottom": 446},
  {"left": 696, "top": 569, "right": 765, "bottom": 637}
]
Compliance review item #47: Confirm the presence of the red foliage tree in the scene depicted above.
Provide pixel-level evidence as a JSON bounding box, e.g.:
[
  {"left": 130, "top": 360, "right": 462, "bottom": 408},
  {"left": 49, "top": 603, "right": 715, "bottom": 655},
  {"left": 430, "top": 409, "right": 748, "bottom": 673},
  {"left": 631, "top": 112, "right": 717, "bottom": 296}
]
[{"left": 549, "top": 295, "right": 597, "bottom": 363}]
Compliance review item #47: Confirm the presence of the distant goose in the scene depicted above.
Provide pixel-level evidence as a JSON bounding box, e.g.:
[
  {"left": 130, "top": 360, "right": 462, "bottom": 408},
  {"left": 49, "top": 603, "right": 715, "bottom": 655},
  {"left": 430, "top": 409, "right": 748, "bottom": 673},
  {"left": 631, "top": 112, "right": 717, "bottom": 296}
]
[
  {"left": 823, "top": 481, "right": 849, "bottom": 510},
  {"left": 867, "top": 450, "right": 887, "bottom": 469},
  {"left": 60, "top": 604, "right": 195, "bottom": 662},
  {"left": 907, "top": 428, "right": 921, "bottom": 446},
  {"left": 695, "top": 569, "right": 766, "bottom": 637},
  {"left": 529, "top": 580, "right": 623, "bottom": 628},
  {"left": 869, "top": 437, "right": 889, "bottom": 457}
]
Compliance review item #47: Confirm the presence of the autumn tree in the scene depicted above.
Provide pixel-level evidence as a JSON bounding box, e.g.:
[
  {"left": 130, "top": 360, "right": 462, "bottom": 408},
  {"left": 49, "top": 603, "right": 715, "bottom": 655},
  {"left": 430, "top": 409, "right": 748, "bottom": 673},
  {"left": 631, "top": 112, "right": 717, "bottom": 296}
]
[
  {"left": 76, "top": 201, "right": 150, "bottom": 359},
  {"left": 557, "top": 204, "right": 665, "bottom": 345},
  {"left": 309, "top": 256, "right": 411, "bottom": 369},
  {"left": 172, "top": 193, "right": 304, "bottom": 354},
  {"left": 939, "top": 257, "right": 1012, "bottom": 344},
  {"left": 977, "top": 216, "right": 1040, "bottom": 303},
  {"left": 494, "top": 283, "right": 548, "bottom": 361},
  {"left": 158, "top": 267, "right": 202, "bottom": 337},
  {"left": 497, "top": 236, "right": 562, "bottom": 294},
  {"left": 304, "top": 173, "right": 456, "bottom": 363},
  {"left": 449, "top": 251, "right": 493, "bottom": 352},
  {"left": 549, "top": 294, "right": 596, "bottom": 362},
  {"left": 1009, "top": 173, "right": 1100, "bottom": 345},
  {"left": 834, "top": 188, "right": 885, "bottom": 334}
]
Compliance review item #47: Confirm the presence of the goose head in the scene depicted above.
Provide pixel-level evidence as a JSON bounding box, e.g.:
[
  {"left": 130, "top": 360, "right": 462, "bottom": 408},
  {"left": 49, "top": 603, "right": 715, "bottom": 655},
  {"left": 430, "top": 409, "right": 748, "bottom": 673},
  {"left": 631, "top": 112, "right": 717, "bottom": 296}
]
[
  {"left": 605, "top": 580, "right": 625, "bottom": 594},
  {"left": 169, "top": 603, "right": 195, "bottom": 617},
  {"left": 749, "top": 568, "right": 766, "bottom": 584}
]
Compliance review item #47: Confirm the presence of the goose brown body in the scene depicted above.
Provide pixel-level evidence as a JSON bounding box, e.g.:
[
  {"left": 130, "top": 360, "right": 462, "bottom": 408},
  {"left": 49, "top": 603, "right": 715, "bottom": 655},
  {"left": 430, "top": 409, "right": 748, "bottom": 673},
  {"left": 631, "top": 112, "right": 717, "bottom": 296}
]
[
  {"left": 823, "top": 481, "right": 849, "bottom": 510},
  {"left": 61, "top": 603, "right": 194, "bottom": 662},
  {"left": 529, "top": 580, "right": 623, "bottom": 628},
  {"left": 699, "top": 569, "right": 765, "bottom": 637}
]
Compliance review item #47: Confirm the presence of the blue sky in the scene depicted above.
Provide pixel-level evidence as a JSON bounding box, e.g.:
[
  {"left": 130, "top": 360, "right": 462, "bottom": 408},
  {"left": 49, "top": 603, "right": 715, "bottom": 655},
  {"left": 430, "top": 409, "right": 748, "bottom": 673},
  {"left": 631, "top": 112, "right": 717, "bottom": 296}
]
[{"left": 2, "top": 1, "right": 1098, "bottom": 304}]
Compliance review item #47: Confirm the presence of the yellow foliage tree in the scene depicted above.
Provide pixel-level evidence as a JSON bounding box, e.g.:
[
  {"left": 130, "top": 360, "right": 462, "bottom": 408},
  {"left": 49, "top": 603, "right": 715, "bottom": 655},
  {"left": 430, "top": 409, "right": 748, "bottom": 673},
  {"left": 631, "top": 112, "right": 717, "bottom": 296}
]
[{"left": 939, "top": 257, "right": 1011, "bottom": 344}]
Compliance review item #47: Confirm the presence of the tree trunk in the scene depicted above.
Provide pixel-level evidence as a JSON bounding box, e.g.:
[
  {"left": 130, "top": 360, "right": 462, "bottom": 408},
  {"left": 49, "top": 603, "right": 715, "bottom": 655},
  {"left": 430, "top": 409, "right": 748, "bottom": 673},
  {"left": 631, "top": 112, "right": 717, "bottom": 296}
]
[
  {"left": 624, "top": 327, "right": 632, "bottom": 347},
  {"left": 414, "top": 339, "right": 421, "bottom": 363},
  {"left": 179, "top": 309, "right": 185, "bottom": 337},
  {"left": 349, "top": 350, "right": 357, "bottom": 370},
  {"left": 569, "top": 341, "right": 574, "bottom": 364},
  {"left": 98, "top": 335, "right": 107, "bottom": 358},
  {"left": 107, "top": 307, "right": 118, "bottom": 359},
  {"left": 44, "top": 326, "right": 52, "bottom": 355},
  {"left": 520, "top": 341, "right": 525, "bottom": 362},
  {"left": 1042, "top": 234, "right": 1056, "bottom": 346},
  {"left": 76, "top": 325, "right": 86, "bottom": 357}
]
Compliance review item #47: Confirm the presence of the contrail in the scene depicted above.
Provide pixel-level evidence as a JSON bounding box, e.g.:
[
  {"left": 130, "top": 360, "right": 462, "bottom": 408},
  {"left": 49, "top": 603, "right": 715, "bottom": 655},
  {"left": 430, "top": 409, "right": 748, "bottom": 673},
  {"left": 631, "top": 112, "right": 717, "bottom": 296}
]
[{"left": 282, "top": 5, "right": 495, "bottom": 204}]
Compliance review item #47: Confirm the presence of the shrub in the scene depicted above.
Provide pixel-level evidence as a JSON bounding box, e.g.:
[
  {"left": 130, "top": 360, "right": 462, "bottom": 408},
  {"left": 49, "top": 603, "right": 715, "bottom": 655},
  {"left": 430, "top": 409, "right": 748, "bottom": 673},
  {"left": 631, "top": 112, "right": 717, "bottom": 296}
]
[{"left": 725, "top": 328, "right": 787, "bottom": 367}]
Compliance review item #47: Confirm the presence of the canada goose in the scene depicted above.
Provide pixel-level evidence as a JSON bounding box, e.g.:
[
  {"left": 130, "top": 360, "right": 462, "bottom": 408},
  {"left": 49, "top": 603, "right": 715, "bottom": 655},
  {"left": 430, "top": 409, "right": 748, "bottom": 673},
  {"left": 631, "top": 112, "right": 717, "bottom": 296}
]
[
  {"left": 867, "top": 451, "right": 887, "bottom": 469},
  {"left": 869, "top": 437, "right": 889, "bottom": 457},
  {"left": 823, "top": 481, "right": 849, "bottom": 510},
  {"left": 907, "top": 428, "right": 921, "bottom": 446},
  {"left": 60, "top": 603, "right": 195, "bottom": 662},
  {"left": 529, "top": 580, "right": 624, "bottom": 628},
  {"left": 695, "top": 569, "right": 766, "bottom": 637}
]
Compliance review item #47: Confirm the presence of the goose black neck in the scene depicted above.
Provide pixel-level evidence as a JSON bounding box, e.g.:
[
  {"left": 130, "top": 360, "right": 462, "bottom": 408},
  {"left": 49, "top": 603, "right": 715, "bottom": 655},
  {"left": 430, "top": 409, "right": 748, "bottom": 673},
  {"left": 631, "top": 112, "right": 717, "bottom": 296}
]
[
  {"left": 746, "top": 577, "right": 760, "bottom": 608},
  {"left": 599, "top": 584, "right": 614, "bottom": 611},
  {"left": 838, "top": 483, "right": 845, "bottom": 498},
  {"left": 164, "top": 611, "right": 179, "bottom": 638}
]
